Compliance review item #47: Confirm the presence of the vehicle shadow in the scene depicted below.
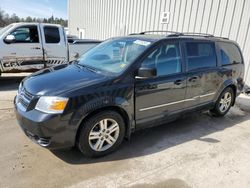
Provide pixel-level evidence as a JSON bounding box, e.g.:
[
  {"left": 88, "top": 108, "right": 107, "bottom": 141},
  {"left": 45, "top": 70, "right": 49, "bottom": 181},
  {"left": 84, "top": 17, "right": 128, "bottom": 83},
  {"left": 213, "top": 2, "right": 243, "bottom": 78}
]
[
  {"left": 51, "top": 107, "right": 249, "bottom": 164},
  {"left": 0, "top": 76, "right": 26, "bottom": 91}
]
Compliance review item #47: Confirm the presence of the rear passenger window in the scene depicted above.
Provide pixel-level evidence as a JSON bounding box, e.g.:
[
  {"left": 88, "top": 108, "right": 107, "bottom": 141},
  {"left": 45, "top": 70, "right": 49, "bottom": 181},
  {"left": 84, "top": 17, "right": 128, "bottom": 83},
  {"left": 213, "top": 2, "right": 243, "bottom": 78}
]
[
  {"left": 185, "top": 42, "right": 217, "bottom": 71},
  {"left": 141, "top": 43, "right": 181, "bottom": 76},
  {"left": 44, "top": 26, "right": 60, "bottom": 43},
  {"left": 218, "top": 42, "right": 243, "bottom": 65}
]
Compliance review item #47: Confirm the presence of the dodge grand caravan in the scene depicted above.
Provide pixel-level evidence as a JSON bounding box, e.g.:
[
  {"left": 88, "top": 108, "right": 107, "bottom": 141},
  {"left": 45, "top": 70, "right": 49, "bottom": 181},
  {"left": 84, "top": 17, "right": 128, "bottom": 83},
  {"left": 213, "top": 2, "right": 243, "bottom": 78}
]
[{"left": 15, "top": 31, "right": 245, "bottom": 157}]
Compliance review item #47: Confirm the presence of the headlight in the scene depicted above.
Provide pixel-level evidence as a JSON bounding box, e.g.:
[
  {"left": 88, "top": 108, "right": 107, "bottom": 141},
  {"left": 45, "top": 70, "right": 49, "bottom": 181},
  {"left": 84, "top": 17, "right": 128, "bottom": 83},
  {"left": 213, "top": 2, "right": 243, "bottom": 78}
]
[{"left": 35, "top": 96, "right": 69, "bottom": 114}]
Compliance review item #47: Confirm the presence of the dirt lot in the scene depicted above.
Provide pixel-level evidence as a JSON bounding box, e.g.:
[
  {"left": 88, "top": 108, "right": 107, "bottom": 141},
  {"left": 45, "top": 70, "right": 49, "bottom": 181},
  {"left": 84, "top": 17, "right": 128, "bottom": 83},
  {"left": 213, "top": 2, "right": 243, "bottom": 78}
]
[{"left": 0, "top": 74, "right": 250, "bottom": 188}]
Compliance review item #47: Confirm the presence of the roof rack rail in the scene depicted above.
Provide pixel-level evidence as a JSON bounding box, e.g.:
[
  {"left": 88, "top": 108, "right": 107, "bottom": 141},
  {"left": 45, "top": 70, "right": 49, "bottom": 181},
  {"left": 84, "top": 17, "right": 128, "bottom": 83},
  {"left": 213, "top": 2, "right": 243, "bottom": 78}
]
[
  {"left": 213, "top": 36, "right": 229, "bottom": 40},
  {"left": 139, "top": 30, "right": 182, "bottom": 36},
  {"left": 181, "top": 32, "right": 214, "bottom": 37},
  {"left": 131, "top": 31, "right": 229, "bottom": 40},
  {"left": 182, "top": 32, "right": 229, "bottom": 40},
  {"left": 129, "top": 33, "right": 140, "bottom": 35}
]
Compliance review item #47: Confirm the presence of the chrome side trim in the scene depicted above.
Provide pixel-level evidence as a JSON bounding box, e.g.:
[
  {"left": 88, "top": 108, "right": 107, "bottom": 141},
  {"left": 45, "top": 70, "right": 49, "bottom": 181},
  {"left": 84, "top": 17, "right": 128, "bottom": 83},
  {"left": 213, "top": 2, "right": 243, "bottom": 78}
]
[
  {"left": 139, "top": 92, "right": 216, "bottom": 112},
  {"left": 139, "top": 98, "right": 193, "bottom": 112},
  {"left": 135, "top": 76, "right": 147, "bottom": 80},
  {"left": 200, "top": 92, "right": 216, "bottom": 98}
]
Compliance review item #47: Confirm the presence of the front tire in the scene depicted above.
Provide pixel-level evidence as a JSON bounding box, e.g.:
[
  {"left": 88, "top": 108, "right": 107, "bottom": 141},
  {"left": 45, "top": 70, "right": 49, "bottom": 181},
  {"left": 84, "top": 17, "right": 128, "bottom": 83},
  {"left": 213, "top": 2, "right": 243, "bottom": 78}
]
[
  {"left": 210, "top": 87, "right": 234, "bottom": 117},
  {"left": 77, "top": 111, "right": 125, "bottom": 157}
]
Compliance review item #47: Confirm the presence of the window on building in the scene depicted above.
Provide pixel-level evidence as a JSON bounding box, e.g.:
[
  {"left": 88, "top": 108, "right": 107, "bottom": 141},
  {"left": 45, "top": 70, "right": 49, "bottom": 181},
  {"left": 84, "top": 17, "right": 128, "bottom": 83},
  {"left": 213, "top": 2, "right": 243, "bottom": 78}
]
[
  {"left": 218, "top": 42, "right": 243, "bottom": 65},
  {"left": 9, "top": 25, "right": 39, "bottom": 43},
  {"left": 44, "top": 26, "right": 60, "bottom": 43},
  {"left": 141, "top": 43, "right": 181, "bottom": 76},
  {"left": 185, "top": 42, "right": 217, "bottom": 71}
]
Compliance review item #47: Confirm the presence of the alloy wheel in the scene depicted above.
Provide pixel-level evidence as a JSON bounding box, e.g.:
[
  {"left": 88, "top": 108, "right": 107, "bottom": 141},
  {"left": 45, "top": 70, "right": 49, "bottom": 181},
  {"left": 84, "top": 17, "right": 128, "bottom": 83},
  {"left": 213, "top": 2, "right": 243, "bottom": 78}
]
[
  {"left": 88, "top": 118, "right": 120, "bottom": 152},
  {"left": 219, "top": 91, "right": 232, "bottom": 113}
]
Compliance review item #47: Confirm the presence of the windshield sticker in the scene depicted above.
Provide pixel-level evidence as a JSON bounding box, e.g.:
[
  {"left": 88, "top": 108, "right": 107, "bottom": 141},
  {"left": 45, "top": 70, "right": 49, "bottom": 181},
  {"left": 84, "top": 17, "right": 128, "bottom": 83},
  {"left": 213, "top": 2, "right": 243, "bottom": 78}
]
[{"left": 133, "top": 40, "right": 151, "bottom": 46}]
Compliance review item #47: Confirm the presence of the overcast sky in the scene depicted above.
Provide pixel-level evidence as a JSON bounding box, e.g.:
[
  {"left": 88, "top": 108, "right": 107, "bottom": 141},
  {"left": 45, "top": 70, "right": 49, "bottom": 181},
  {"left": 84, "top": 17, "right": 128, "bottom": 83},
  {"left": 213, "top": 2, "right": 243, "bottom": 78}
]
[{"left": 0, "top": 0, "right": 67, "bottom": 19}]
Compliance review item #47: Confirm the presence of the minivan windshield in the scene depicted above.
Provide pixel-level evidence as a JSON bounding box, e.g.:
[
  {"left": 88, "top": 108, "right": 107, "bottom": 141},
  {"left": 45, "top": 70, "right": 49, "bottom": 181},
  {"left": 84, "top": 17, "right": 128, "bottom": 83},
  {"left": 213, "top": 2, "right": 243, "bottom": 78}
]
[{"left": 78, "top": 38, "right": 152, "bottom": 74}]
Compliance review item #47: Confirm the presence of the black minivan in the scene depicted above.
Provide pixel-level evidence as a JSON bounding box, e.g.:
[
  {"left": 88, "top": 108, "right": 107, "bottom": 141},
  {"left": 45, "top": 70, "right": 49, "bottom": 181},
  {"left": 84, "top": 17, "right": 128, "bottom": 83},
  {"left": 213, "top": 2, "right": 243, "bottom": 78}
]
[{"left": 15, "top": 31, "right": 245, "bottom": 157}]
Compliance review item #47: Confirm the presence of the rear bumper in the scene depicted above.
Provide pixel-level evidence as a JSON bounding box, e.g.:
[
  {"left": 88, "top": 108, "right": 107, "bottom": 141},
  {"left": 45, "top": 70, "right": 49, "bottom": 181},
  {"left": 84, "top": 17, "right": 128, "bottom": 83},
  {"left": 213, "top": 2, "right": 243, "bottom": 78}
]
[{"left": 14, "top": 98, "right": 76, "bottom": 149}]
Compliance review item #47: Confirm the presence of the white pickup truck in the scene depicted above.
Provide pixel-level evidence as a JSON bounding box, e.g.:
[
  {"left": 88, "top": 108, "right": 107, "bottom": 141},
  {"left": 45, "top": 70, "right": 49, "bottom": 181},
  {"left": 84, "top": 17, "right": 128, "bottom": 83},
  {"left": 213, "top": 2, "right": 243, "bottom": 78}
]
[{"left": 0, "top": 23, "right": 101, "bottom": 74}]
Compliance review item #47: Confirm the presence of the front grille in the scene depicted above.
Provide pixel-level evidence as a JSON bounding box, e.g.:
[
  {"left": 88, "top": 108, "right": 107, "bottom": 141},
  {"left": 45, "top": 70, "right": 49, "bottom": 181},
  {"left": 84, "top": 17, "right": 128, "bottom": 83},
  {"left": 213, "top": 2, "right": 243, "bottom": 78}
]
[{"left": 17, "top": 87, "right": 34, "bottom": 111}]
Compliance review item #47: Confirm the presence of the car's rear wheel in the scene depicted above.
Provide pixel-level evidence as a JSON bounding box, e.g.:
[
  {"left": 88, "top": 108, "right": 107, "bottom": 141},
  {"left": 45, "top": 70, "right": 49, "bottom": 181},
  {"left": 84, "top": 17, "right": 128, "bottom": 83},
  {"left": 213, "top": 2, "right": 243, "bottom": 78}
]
[
  {"left": 77, "top": 111, "right": 125, "bottom": 157},
  {"left": 210, "top": 87, "right": 234, "bottom": 117}
]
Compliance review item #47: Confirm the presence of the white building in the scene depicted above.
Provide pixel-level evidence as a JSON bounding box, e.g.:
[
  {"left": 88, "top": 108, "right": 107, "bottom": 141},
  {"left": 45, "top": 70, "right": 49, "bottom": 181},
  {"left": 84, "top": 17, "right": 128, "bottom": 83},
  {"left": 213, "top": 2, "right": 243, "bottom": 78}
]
[{"left": 68, "top": 0, "right": 250, "bottom": 84}]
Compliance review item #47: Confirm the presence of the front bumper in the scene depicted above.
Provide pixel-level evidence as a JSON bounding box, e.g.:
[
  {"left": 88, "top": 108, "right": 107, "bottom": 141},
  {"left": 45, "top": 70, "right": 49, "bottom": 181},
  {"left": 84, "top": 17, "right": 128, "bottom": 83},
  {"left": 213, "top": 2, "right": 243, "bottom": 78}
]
[{"left": 14, "top": 98, "right": 76, "bottom": 149}]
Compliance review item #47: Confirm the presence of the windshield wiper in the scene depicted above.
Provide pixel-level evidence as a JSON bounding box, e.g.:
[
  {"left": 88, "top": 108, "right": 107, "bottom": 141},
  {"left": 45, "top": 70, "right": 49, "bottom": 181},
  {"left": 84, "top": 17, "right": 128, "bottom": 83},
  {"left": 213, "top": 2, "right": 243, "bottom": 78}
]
[{"left": 76, "top": 63, "right": 99, "bottom": 73}]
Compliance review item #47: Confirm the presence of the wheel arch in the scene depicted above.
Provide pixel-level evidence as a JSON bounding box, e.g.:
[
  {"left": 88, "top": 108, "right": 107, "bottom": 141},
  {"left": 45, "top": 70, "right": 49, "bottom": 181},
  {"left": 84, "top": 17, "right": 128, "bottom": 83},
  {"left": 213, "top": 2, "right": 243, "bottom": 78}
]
[
  {"left": 216, "top": 80, "right": 237, "bottom": 106},
  {"left": 227, "top": 84, "right": 237, "bottom": 106},
  {"left": 75, "top": 105, "right": 131, "bottom": 145}
]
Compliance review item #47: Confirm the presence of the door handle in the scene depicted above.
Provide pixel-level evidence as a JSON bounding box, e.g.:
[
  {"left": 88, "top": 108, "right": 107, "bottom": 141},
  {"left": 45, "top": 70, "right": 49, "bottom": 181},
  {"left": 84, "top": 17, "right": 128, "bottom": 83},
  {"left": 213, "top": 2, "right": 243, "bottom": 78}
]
[
  {"left": 174, "top": 79, "right": 183, "bottom": 85},
  {"left": 31, "top": 47, "right": 41, "bottom": 50},
  {"left": 189, "top": 76, "right": 198, "bottom": 82}
]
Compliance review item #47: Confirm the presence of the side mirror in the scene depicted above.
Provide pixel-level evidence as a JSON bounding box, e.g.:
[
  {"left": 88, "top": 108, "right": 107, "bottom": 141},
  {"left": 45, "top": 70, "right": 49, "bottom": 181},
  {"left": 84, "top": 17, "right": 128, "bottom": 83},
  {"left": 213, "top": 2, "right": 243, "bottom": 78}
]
[
  {"left": 136, "top": 67, "right": 157, "bottom": 79},
  {"left": 4, "top": 34, "right": 15, "bottom": 44}
]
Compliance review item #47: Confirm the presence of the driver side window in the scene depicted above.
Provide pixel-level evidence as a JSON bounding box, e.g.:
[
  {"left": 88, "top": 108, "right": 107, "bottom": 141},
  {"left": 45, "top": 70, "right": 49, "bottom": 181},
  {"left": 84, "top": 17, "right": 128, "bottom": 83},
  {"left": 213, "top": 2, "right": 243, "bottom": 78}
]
[
  {"left": 141, "top": 42, "right": 181, "bottom": 76},
  {"left": 9, "top": 25, "right": 39, "bottom": 43}
]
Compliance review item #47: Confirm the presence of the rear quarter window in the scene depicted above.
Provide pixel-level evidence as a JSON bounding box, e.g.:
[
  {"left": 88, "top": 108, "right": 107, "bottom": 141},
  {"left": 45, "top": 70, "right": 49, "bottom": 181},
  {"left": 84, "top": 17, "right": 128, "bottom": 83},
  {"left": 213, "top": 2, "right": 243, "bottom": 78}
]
[
  {"left": 218, "top": 42, "right": 243, "bottom": 65},
  {"left": 185, "top": 42, "right": 217, "bottom": 71}
]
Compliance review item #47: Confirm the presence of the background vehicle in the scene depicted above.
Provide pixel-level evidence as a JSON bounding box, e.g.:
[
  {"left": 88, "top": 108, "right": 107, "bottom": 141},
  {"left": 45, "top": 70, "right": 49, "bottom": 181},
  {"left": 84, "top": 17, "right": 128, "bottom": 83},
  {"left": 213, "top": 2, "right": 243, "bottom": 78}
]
[
  {"left": 0, "top": 23, "right": 101, "bottom": 74},
  {"left": 67, "top": 34, "right": 79, "bottom": 43},
  {"left": 15, "top": 31, "right": 245, "bottom": 157}
]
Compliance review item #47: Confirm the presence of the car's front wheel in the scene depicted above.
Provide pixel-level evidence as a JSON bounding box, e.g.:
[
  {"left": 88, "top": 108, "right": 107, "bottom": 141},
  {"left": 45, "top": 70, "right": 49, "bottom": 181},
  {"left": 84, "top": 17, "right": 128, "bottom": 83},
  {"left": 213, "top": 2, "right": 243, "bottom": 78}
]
[
  {"left": 210, "top": 87, "right": 234, "bottom": 117},
  {"left": 77, "top": 111, "right": 125, "bottom": 157}
]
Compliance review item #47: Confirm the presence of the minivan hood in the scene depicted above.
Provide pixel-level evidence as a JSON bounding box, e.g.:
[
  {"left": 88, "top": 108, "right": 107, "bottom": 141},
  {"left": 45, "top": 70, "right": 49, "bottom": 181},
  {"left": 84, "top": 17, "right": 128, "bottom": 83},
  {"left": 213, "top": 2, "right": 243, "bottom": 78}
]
[{"left": 23, "top": 64, "right": 108, "bottom": 96}]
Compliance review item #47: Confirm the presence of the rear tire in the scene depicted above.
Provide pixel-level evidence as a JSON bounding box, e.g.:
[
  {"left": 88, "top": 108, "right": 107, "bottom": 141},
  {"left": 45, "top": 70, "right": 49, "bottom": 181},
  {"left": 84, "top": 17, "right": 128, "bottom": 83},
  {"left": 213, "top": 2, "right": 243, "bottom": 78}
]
[
  {"left": 210, "top": 87, "right": 234, "bottom": 117},
  {"left": 77, "top": 111, "right": 125, "bottom": 158}
]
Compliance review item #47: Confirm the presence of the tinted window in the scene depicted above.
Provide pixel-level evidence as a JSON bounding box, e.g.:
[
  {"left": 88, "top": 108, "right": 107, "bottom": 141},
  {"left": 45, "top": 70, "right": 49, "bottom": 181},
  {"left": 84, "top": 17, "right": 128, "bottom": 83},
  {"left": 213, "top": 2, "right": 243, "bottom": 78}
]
[
  {"left": 10, "top": 26, "right": 39, "bottom": 43},
  {"left": 44, "top": 26, "right": 60, "bottom": 43},
  {"left": 186, "top": 42, "right": 216, "bottom": 71},
  {"left": 218, "top": 42, "right": 243, "bottom": 65},
  {"left": 141, "top": 43, "right": 181, "bottom": 76}
]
